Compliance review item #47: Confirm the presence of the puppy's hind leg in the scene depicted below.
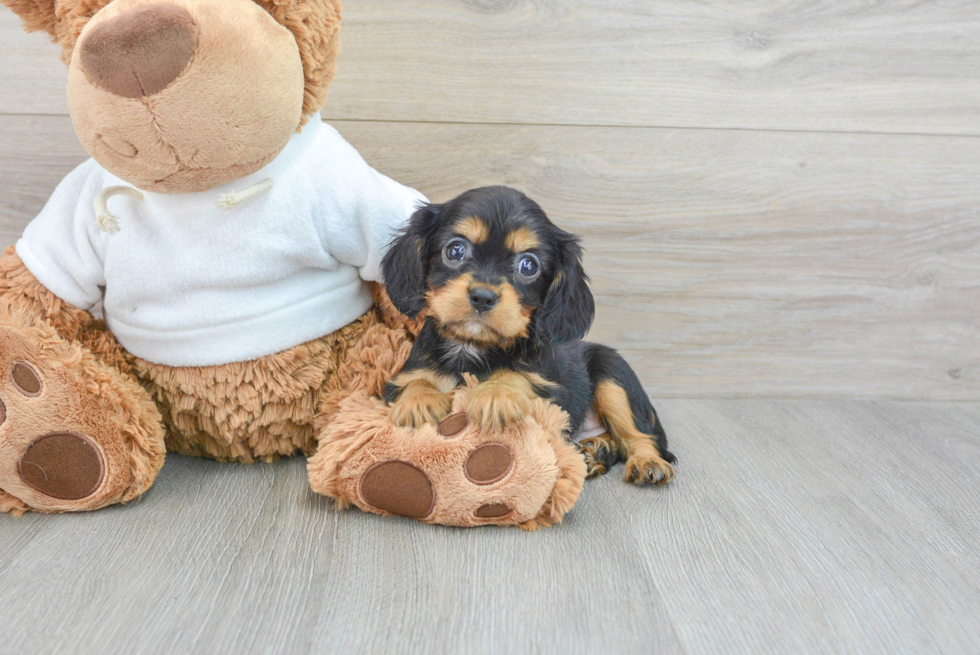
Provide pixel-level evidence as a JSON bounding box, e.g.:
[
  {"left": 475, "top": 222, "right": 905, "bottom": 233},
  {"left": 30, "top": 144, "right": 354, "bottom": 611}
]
[{"left": 585, "top": 344, "right": 676, "bottom": 486}]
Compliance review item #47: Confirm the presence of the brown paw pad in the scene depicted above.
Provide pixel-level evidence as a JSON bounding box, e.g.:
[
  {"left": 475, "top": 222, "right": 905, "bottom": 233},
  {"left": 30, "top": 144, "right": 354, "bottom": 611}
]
[
  {"left": 475, "top": 503, "right": 513, "bottom": 518},
  {"left": 11, "top": 361, "right": 42, "bottom": 397},
  {"left": 359, "top": 460, "right": 435, "bottom": 519},
  {"left": 464, "top": 443, "right": 514, "bottom": 485},
  {"left": 18, "top": 432, "right": 105, "bottom": 500},
  {"left": 437, "top": 412, "right": 468, "bottom": 437}
]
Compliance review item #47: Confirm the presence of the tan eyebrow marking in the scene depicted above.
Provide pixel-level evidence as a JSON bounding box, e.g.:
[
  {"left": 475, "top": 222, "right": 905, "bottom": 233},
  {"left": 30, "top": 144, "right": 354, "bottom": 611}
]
[
  {"left": 505, "top": 226, "right": 540, "bottom": 252},
  {"left": 456, "top": 216, "right": 490, "bottom": 244}
]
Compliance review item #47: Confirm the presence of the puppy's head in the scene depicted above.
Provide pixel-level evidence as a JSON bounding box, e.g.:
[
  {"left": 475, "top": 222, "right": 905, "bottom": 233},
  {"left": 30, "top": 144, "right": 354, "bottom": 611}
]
[{"left": 382, "top": 186, "right": 595, "bottom": 347}]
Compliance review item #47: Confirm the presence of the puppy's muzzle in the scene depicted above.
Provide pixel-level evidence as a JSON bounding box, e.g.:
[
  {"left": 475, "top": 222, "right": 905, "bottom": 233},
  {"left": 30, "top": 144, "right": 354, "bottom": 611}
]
[{"left": 468, "top": 287, "right": 499, "bottom": 313}]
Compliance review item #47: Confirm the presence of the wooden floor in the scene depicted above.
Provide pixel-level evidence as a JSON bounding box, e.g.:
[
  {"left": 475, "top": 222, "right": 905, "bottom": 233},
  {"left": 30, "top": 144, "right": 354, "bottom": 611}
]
[{"left": 1, "top": 399, "right": 977, "bottom": 654}]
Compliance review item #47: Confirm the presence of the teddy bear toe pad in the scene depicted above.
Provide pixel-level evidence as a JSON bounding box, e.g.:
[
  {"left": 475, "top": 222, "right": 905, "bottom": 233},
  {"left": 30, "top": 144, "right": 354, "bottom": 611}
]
[{"left": 464, "top": 443, "right": 514, "bottom": 485}]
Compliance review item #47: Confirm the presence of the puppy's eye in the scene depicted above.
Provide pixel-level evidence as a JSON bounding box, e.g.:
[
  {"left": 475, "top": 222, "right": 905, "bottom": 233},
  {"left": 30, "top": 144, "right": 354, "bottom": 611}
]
[
  {"left": 443, "top": 238, "right": 471, "bottom": 267},
  {"left": 516, "top": 254, "right": 540, "bottom": 281}
]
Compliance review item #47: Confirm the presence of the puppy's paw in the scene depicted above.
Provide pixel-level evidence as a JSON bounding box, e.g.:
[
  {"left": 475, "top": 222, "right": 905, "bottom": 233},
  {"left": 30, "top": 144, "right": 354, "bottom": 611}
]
[
  {"left": 389, "top": 390, "right": 453, "bottom": 428},
  {"left": 577, "top": 434, "right": 621, "bottom": 479},
  {"left": 466, "top": 383, "right": 532, "bottom": 432},
  {"left": 623, "top": 452, "right": 676, "bottom": 486}
]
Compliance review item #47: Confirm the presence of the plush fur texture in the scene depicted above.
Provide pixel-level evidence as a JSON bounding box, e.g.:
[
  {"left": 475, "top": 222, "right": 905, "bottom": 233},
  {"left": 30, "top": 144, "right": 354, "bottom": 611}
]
[
  {"left": 135, "top": 297, "right": 409, "bottom": 463},
  {"left": 309, "top": 376, "right": 586, "bottom": 531},
  {"left": 3, "top": 0, "right": 341, "bottom": 193},
  {"left": 0, "top": 320, "right": 166, "bottom": 513},
  {"left": 66, "top": 0, "right": 307, "bottom": 192},
  {"left": 0, "top": 254, "right": 407, "bottom": 510}
]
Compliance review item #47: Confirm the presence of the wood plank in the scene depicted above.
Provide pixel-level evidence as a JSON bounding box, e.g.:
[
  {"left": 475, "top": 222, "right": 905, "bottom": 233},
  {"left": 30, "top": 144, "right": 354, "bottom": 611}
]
[
  {"left": 613, "top": 398, "right": 980, "bottom": 655},
  {"left": 309, "top": 477, "right": 682, "bottom": 654},
  {"left": 0, "top": 12, "right": 68, "bottom": 115},
  {"left": 0, "top": 456, "right": 343, "bottom": 654},
  {"left": 4, "top": 2, "right": 980, "bottom": 135},
  {"left": 2, "top": 115, "right": 975, "bottom": 400}
]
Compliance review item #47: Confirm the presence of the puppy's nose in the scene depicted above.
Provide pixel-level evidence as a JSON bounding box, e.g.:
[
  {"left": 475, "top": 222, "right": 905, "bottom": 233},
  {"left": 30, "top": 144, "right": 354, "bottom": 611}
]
[
  {"left": 469, "top": 287, "right": 499, "bottom": 313},
  {"left": 79, "top": 4, "right": 198, "bottom": 98}
]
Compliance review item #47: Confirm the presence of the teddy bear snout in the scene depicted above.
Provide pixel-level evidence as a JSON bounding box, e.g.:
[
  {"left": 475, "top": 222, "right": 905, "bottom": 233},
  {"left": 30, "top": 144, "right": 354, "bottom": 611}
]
[{"left": 79, "top": 3, "right": 198, "bottom": 99}]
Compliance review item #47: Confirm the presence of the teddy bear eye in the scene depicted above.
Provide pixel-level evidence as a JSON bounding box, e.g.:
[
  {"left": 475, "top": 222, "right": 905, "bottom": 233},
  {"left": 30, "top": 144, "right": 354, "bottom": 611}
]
[
  {"left": 516, "top": 254, "right": 540, "bottom": 280},
  {"left": 443, "top": 238, "right": 471, "bottom": 267}
]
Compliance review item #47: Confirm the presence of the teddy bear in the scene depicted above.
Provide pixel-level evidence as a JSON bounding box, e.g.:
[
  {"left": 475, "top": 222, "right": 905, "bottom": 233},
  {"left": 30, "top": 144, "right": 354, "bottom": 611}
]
[{"left": 0, "top": 0, "right": 585, "bottom": 528}]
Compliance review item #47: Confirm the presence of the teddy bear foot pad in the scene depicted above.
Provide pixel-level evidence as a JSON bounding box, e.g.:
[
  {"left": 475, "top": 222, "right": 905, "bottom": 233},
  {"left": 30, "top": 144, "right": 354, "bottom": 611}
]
[
  {"left": 308, "top": 386, "right": 587, "bottom": 530},
  {"left": 0, "top": 322, "right": 163, "bottom": 513},
  {"left": 358, "top": 417, "right": 519, "bottom": 520}
]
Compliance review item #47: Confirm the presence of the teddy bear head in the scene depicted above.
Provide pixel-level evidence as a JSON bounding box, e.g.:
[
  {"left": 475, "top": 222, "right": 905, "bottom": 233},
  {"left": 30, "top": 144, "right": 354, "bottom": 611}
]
[{"left": 4, "top": 0, "right": 342, "bottom": 193}]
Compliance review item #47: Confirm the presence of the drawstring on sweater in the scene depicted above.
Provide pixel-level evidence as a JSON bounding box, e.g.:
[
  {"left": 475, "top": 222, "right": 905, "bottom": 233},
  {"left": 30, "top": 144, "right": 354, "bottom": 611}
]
[
  {"left": 94, "top": 178, "right": 275, "bottom": 233},
  {"left": 217, "top": 178, "right": 274, "bottom": 210},
  {"left": 94, "top": 186, "right": 144, "bottom": 234}
]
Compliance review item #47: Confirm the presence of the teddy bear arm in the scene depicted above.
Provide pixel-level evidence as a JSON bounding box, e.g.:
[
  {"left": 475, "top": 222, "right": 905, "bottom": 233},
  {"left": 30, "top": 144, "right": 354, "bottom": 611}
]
[
  {"left": 1, "top": 247, "right": 90, "bottom": 339},
  {"left": 0, "top": 246, "right": 136, "bottom": 375}
]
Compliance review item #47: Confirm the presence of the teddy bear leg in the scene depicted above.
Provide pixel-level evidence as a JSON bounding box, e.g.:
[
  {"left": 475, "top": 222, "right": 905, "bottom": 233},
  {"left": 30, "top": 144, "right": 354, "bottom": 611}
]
[
  {"left": 0, "top": 318, "right": 166, "bottom": 514},
  {"left": 0, "top": 251, "right": 166, "bottom": 515}
]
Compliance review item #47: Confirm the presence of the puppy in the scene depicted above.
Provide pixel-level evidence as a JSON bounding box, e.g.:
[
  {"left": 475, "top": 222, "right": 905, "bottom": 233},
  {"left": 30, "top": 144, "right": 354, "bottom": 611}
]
[{"left": 381, "top": 186, "right": 675, "bottom": 484}]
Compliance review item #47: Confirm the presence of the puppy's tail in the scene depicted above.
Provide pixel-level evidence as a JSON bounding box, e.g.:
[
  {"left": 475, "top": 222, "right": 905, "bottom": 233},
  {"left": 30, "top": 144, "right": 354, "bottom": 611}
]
[{"left": 583, "top": 343, "right": 676, "bottom": 482}]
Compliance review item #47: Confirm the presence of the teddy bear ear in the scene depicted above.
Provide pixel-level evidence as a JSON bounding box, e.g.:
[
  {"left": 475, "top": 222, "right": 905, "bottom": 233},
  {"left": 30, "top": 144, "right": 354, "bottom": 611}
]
[{"left": 2, "top": 0, "right": 60, "bottom": 36}]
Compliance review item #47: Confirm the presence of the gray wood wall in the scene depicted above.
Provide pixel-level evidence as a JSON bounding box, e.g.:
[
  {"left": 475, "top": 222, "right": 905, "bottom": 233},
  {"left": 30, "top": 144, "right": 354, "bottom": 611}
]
[{"left": 1, "top": 2, "right": 977, "bottom": 400}]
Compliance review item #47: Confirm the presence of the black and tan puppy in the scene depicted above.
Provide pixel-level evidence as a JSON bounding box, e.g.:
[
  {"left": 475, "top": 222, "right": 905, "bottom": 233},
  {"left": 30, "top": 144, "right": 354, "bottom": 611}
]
[{"left": 381, "top": 186, "right": 676, "bottom": 484}]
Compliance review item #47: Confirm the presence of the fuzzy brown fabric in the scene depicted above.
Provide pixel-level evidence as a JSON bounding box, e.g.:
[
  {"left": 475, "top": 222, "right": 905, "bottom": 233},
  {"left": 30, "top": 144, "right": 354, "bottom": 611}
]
[
  {"left": 66, "top": 0, "right": 307, "bottom": 193},
  {"left": 0, "top": 249, "right": 166, "bottom": 515},
  {"left": 0, "top": 246, "right": 132, "bottom": 375},
  {"left": 0, "top": 307, "right": 166, "bottom": 515},
  {"left": 135, "top": 310, "right": 380, "bottom": 463},
  {"left": 0, "top": 0, "right": 342, "bottom": 121},
  {"left": 309, "top": 376, "right": 586, "bottom": 531}
]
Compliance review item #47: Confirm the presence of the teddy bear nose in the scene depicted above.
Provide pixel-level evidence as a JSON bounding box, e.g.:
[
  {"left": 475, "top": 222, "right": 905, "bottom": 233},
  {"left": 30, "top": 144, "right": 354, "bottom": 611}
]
[{"left": 79, "top": 3, "right": 198, "bottom": 98}]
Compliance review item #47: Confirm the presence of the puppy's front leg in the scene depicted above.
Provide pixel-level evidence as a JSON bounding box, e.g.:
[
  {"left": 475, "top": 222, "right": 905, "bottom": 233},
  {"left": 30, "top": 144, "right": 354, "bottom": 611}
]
[
  {"left": 466, "top": 371, "right": 552, "bottom": 432},
  {"left": 387, "top": 370, "right": 456, "bottom": 428}
]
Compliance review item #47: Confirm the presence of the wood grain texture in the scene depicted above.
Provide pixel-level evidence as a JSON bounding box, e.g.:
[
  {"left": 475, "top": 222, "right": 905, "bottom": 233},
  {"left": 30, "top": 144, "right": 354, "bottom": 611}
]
[
  {"left": 0, "top": 12, "right": 68, "bottom": 115},
  {"left": 4, "top": 2, "right": 980, "bottom": 135},
  {"left": 613, "top": 398, "right": 980, "bottom": 655},
  {"left": 2, "top": 115, "right": 976, "bottom": 400},
  {"left": 1, "top": 400, "right": 978, "bottom": 654},
  {"left": 0, "top": 454, "right": 685, "bottom": 655}
]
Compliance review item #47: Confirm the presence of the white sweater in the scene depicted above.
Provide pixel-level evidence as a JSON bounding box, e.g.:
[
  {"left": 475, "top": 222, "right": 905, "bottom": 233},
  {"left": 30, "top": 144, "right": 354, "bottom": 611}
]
[{"left": 16, "top": 119, "right": 425, "bottom": 366}]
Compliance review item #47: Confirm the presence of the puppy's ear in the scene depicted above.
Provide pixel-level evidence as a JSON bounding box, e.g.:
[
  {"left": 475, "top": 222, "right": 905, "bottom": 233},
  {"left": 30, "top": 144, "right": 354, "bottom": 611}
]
[
  {"left": 382, "top": 203, "right": 442, "bottom": 318},
  {"left": 535, "top": 229, "right": 595, "bottom": 343}
]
